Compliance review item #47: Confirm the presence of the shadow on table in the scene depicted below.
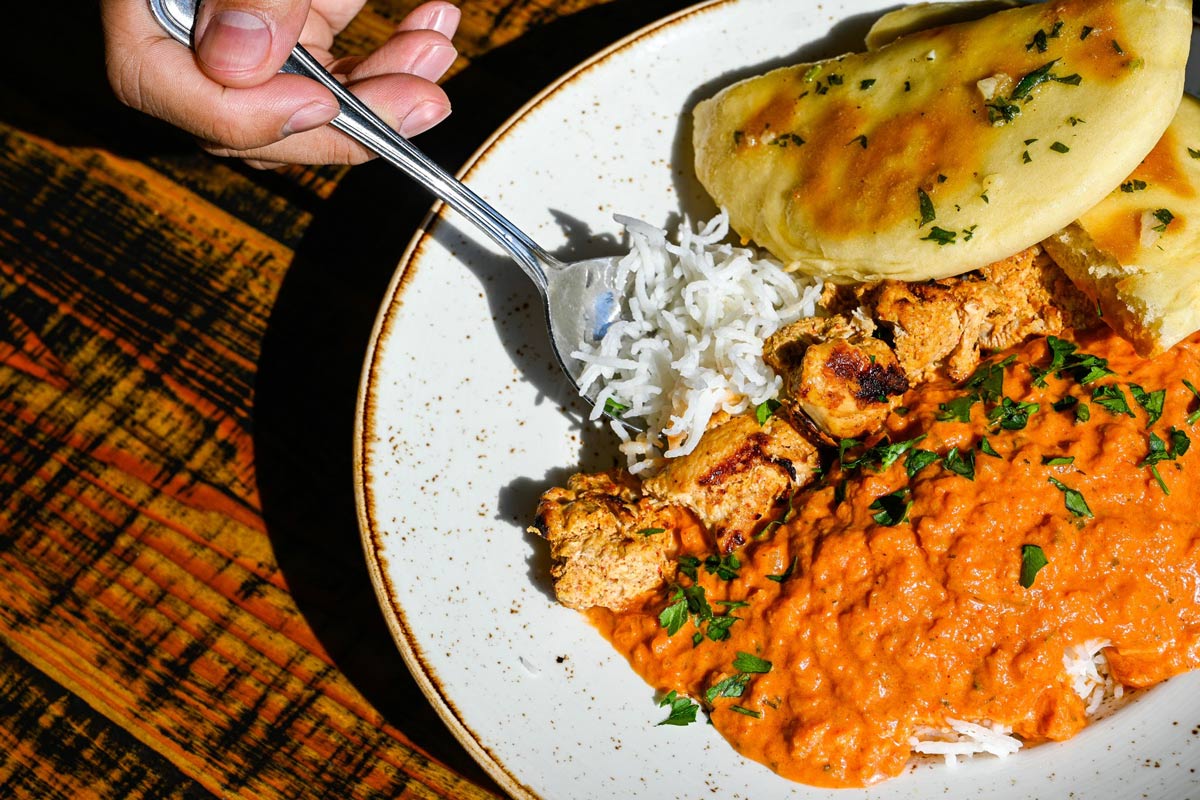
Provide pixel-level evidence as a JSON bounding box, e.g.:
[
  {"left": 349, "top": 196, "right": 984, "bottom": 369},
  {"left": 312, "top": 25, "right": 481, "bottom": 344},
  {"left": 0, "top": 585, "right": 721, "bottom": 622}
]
[{"left": 251, "top": 1, "right": 701, "bottom": 793}]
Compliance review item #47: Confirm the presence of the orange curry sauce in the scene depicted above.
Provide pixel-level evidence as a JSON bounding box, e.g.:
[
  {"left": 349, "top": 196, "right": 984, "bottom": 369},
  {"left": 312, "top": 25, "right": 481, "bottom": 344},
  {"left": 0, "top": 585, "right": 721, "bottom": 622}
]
[{"left": 590, "top": 329, "right": 1200, "bottom": 787}]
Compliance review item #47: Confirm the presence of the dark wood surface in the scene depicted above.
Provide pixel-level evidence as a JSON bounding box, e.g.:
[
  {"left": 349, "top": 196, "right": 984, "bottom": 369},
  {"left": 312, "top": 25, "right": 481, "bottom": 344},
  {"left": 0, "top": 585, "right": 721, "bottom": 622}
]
[{"left": 0, "top": 0, "right": 695, "bottom": 796}]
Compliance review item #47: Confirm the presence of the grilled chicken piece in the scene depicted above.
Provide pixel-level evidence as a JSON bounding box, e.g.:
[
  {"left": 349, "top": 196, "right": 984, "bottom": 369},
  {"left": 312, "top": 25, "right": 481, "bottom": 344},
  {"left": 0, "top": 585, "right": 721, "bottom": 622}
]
[
  {"left": 642, "top": 414, "right": 819, "bottom": 553},
  {"left": 532, "top": 472, "right": 674, "bottom": 611},
  {"left": 860, "top": 246, "right": 1095, "bottom": 383},
  {"left": 764, "top": 315, "right": 908, "bottom": 441}
]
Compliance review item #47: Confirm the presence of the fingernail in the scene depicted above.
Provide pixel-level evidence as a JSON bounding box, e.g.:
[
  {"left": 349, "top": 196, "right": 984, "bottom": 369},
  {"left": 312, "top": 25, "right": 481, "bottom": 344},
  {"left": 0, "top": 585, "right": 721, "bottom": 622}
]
[
  {"left": 282, "top": 101, "right": 339, "bottom": 136},
  {"left": 197, "top": 10, "right": 271, "bottom": 73},
  {"left": 428, "top": 5, "right": 461, "bottom": 37},
  {"left": 400, "top": 100, "right": 451, "bottom": 137},
  {"left": 409, "top": 44, "right": 457, "bottom": 81}
]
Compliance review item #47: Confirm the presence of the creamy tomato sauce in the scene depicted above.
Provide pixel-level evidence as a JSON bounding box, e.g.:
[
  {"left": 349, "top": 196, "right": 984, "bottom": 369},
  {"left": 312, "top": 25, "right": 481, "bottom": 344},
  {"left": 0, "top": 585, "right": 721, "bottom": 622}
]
[{"left": 591, "top": 329, "right": 1200, "bottom": 787}]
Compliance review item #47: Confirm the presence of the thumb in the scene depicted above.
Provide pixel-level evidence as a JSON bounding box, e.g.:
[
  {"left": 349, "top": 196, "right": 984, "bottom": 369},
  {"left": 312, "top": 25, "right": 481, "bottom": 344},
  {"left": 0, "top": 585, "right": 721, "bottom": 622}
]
[{"left": 194, "top": 0, "right": 311, "bottom": 88}]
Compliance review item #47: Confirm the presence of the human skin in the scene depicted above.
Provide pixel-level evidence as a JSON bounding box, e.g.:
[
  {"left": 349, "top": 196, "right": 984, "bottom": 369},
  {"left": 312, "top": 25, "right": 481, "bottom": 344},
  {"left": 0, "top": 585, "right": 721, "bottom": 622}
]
[{"left": 102, "top": 0, "right": 460, "bottom": 168}]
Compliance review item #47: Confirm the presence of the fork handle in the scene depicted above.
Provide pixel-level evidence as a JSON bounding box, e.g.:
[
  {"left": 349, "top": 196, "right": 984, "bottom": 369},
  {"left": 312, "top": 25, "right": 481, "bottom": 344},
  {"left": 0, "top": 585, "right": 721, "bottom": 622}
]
[{"left": 281, "top": 46, "right": 554, "bottom": 292}]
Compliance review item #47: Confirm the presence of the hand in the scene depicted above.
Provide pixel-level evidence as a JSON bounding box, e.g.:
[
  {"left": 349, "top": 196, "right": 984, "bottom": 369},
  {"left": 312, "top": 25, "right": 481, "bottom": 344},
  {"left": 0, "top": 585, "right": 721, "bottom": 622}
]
[{"left": 102, "top": 0, "right": 460, "bottom": 168}]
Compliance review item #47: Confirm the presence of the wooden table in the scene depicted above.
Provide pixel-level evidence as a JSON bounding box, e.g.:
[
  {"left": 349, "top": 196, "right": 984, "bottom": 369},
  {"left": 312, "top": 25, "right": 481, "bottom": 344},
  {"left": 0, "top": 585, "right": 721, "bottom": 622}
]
[{"left": 0, "top": 0, "right": 694, "bottom": 795}]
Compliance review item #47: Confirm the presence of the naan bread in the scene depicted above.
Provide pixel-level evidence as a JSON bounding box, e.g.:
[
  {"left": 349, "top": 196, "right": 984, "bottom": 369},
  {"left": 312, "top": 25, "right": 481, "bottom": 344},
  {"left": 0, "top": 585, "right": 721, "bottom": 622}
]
[
  {"left": 692, "top": 0, "right": 1192, "bottom": 283},
  {"left": 864, "top": 0, "right": 1020, "bottom": 51},
  {"left": 1042, "top": 94, "right": 1200, "bottom": 357}
]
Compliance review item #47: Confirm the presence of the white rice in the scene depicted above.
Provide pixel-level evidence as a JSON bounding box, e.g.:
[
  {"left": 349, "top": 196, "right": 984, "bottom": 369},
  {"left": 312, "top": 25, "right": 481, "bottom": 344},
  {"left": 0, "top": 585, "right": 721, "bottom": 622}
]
[
  {"left": 911, "top": 640, "right": 1123, "bottom": 768},
  {"left": 571, "top": 211, "right": 823, "bottom": 474}
]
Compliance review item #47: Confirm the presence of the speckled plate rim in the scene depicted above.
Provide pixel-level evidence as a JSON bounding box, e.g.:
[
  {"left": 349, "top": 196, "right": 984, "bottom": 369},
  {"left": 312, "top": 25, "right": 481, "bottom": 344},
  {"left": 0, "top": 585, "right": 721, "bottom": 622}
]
[
  {"left": 353, "top": 2, "right": 726, "bottom": 796},
  {"left": 354, "top": 5, "right": 1200, "bottom": 799}
]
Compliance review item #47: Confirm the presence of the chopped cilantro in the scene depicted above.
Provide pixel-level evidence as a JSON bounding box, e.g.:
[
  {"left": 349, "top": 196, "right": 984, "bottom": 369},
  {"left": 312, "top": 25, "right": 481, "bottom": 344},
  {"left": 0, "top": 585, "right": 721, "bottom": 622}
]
[
  {"left": 1140, "top": 427, "right": 1191, "bottom": 495},
  {"left": 1080, "top": 25, "right": 1093, "bottom": 40},
  {"left": 827, "top": 74, "right": 844, "bottom": 86},
  {"left": 1151, "top": 208, "right": 1175, "bottom": 233},
  {"left": 938, "top": 395, "right": 977, "bottom": 423},
  {"left": 1041, "top": 455, "right": 1075, "bottom": 466},
  {"left": 767, "top": 556, "right": 799, "bottom": 583},
  {"left": 1184, "top": 379, "right": 1200, "bottom": 425},
  {"left": 1069, "top": 116, "right": 1086, "bottom": 126},
  {"left": 1019, "top": 544, "right": 1049, "bottom": 588},
  {"left": 905, "top": 449, "right": 941, "bottom": 479},
  {"left": 987, "top": 97, "right": 1022, "bottom": 125},
  {"left": 965, "top": 355, "right": 1016, "bottom": 403},
  {"left": 637, "top": 527, "right": 666, "bottom": 537},
  {"left": 732, "top": 652, "right": 773, "bottom": 674},
  {"left": 943, "top": 447, "right": 976, "bottom": 481},
  {"left": 1189, "top": 147, "right": 1200, "bottom": 160},
  {"left": 979, "top": 437, "right": 1002, "bottom": 459},
  {"left": 918, "top": 187, "right": 936, "bottom": 227},
  {"left": 1027, "top": 29, "right": 1049, "bottom": 53},
  {"left": 1121, "top": 179, "right": 1148, "bottom": 193},
  {"left": 1050, "top": 141, "right": 1071, "bottom": 153},
  {"left": 1048, "top": 477, "right": 1093, "bottom": 518},
  {"left": 860, "top": 78, "right": 877, "bottom": 90},
  {"left": 731, "top": 705, "right": 763, "bottom": 719},
  {"left": 604, "top": 398, "right": 629, "bottom": 417},
  {"left": 870, "top": 488, "right": 912, "bottom": 526},
  {"left": 922, "top": 226, "right": 958, "bottom": 246},
  {"left": 704, "top": 553, "right": 742, "bottom": 581},
  {"left": 1012, "top": 60, "right": 1059, "bottom": 100},
  {"left": 1111, "top": 40, "right": 1124, "bottom": 55},
  {"left": 842, "top": 435, "right": 928, "bottom": 472},
  {"left": 705, "top": 673, "right": 750, "bottom": 704},
  {"left": 849, "top": 134, "right": 869, "bottom": 149},
  {"left": 1091, "top": 384, "right": 1134, "bottom": 417},
  {"left": 657, "top": 691, "right": 699, "bottom": 726},
  {"left": 755, "top": 398, "right": 781, "bottom": 425},
  {"left": 988, "top": 397, "right": 1039, "bottom": 431},
  {"left": 1022, "top": 150, "right": 1033, "bottom": 164},
  {"left": 1128, "top": 384, "right": 1166, "bottom": 427}
]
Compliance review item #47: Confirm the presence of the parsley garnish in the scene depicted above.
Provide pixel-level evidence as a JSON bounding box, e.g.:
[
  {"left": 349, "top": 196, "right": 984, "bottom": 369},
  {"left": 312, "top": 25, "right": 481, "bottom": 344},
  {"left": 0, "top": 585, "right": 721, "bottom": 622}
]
[
  {"left": 1140, "top": 428, "right": 1191, "bottom": 495},
  {"left": 767, "top": 556, "right": 799, "bottom": 583},
  {"left": 732, "top": 651, "right": 773, "bottom": 673},
  {"left": 987, "top": 397, "right": 1039, "bottom": 431},
  {"left": 1121, "top": 179, "right": 1148, "bottom": 193},
  {"left": 704, "top": 553, "right": 742, "bottom": 582},
  {"left": 659, "top": 584, "right": 708, "bottom": 636},
  {"left": 905, "top": 449, "right": 940, "bottom": 479},
  {"left": 1091, "top": 384, "right": 1133, "bottom": 417},
  {"left": 770, "top": 133, "right": 806, "bottom": 148},
  {"left": 849, "top": 134, "right": 869, "bottom": 149},
  {"left": 965, "top": 355, "right": 1016, "bottom": 403},
  {"left": 637, "top": 527, "right": 666, "bottom": 537},
  {"left": 604, "top": 398, "right": 629, "bottom": 417},
  {"left": 1068, "top": 116, "right": 1086, "bottom": 126},
  {"left": 755, "top": 398, "right": 781, "bottom": 425},
  {"left": 1019, "top": 544, "right": 1049, "bottom": 588},
  {"left": 802, "top": 64, "right": 822, "bottom": 81},
  {"left": 1183, "top": 379, "right": 1200, "bottom": 425},
  {"left": 657, "top": 691, "right": 699, "bottom": 726},
  {"left": 937, "top": 395, "right": 977, "bottom": 423},
  {"left": 986, "top": 97, "right": 1022, "bottom": 125},
  {"left": 922, "top": 226, "right": 957, "bottom": 246},
  {"left": 1080, "top": 26, "right": 1093, "bottom": 40},
  {"left": 1189, "top": 147, "right": 1200, "bottom": 160},
  {"left": 918, "top": 188, "right": 936, "bottom": 227},
  {"left": 1129, "top": 384, "right": 1165, "bottom": 427},
  {"left": 1022, "top": 150, "right": 1033, "bottom": 164},
  {"left": 705, "top": 673, "right": 750, "bottom": 704},
  {"left": 942, "top": 447, "right": 976, "bottom": 480},
  {"left": 1050, "top": 141, "right": 1071, "bottom": 153},
  {"left": 1041, "top": 455, "right": 1075, "bottom": 466},
  {"left": 979, "top": 437, "right": 1002, "bottom": 459},
  {"left": 841, "top": 435, "right": 928, "bottom": 472},
  {"left": 1048, "top": 477, "right": 1093, "bottom": 518},
  {"left": 827, "top": 74, "right": 844, "bottom": 86},
  {"left": 1151, "top": 208, "right": 1175, "bottom": 233},
  {"left": 870, "top": 488, "right": 912, "bottom": 526},
  {"left": 860, "top": 78, "right": 876, "bottom": 90},
  {"left": 1012, "top": 60, "right": 1059, "bottom": 100},
  {"left": 1111, "top": 40, "right": 1124, "bottom": 56},
  {"left": 731, "top": 705, "right": 763, "bottom": 718}
]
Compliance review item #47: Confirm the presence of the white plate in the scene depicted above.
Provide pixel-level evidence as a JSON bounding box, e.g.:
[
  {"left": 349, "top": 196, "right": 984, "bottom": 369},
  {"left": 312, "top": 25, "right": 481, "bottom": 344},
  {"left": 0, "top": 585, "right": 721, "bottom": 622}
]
[{"left": 356, "top": 3, "right": 1200, "bottom": 797}]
